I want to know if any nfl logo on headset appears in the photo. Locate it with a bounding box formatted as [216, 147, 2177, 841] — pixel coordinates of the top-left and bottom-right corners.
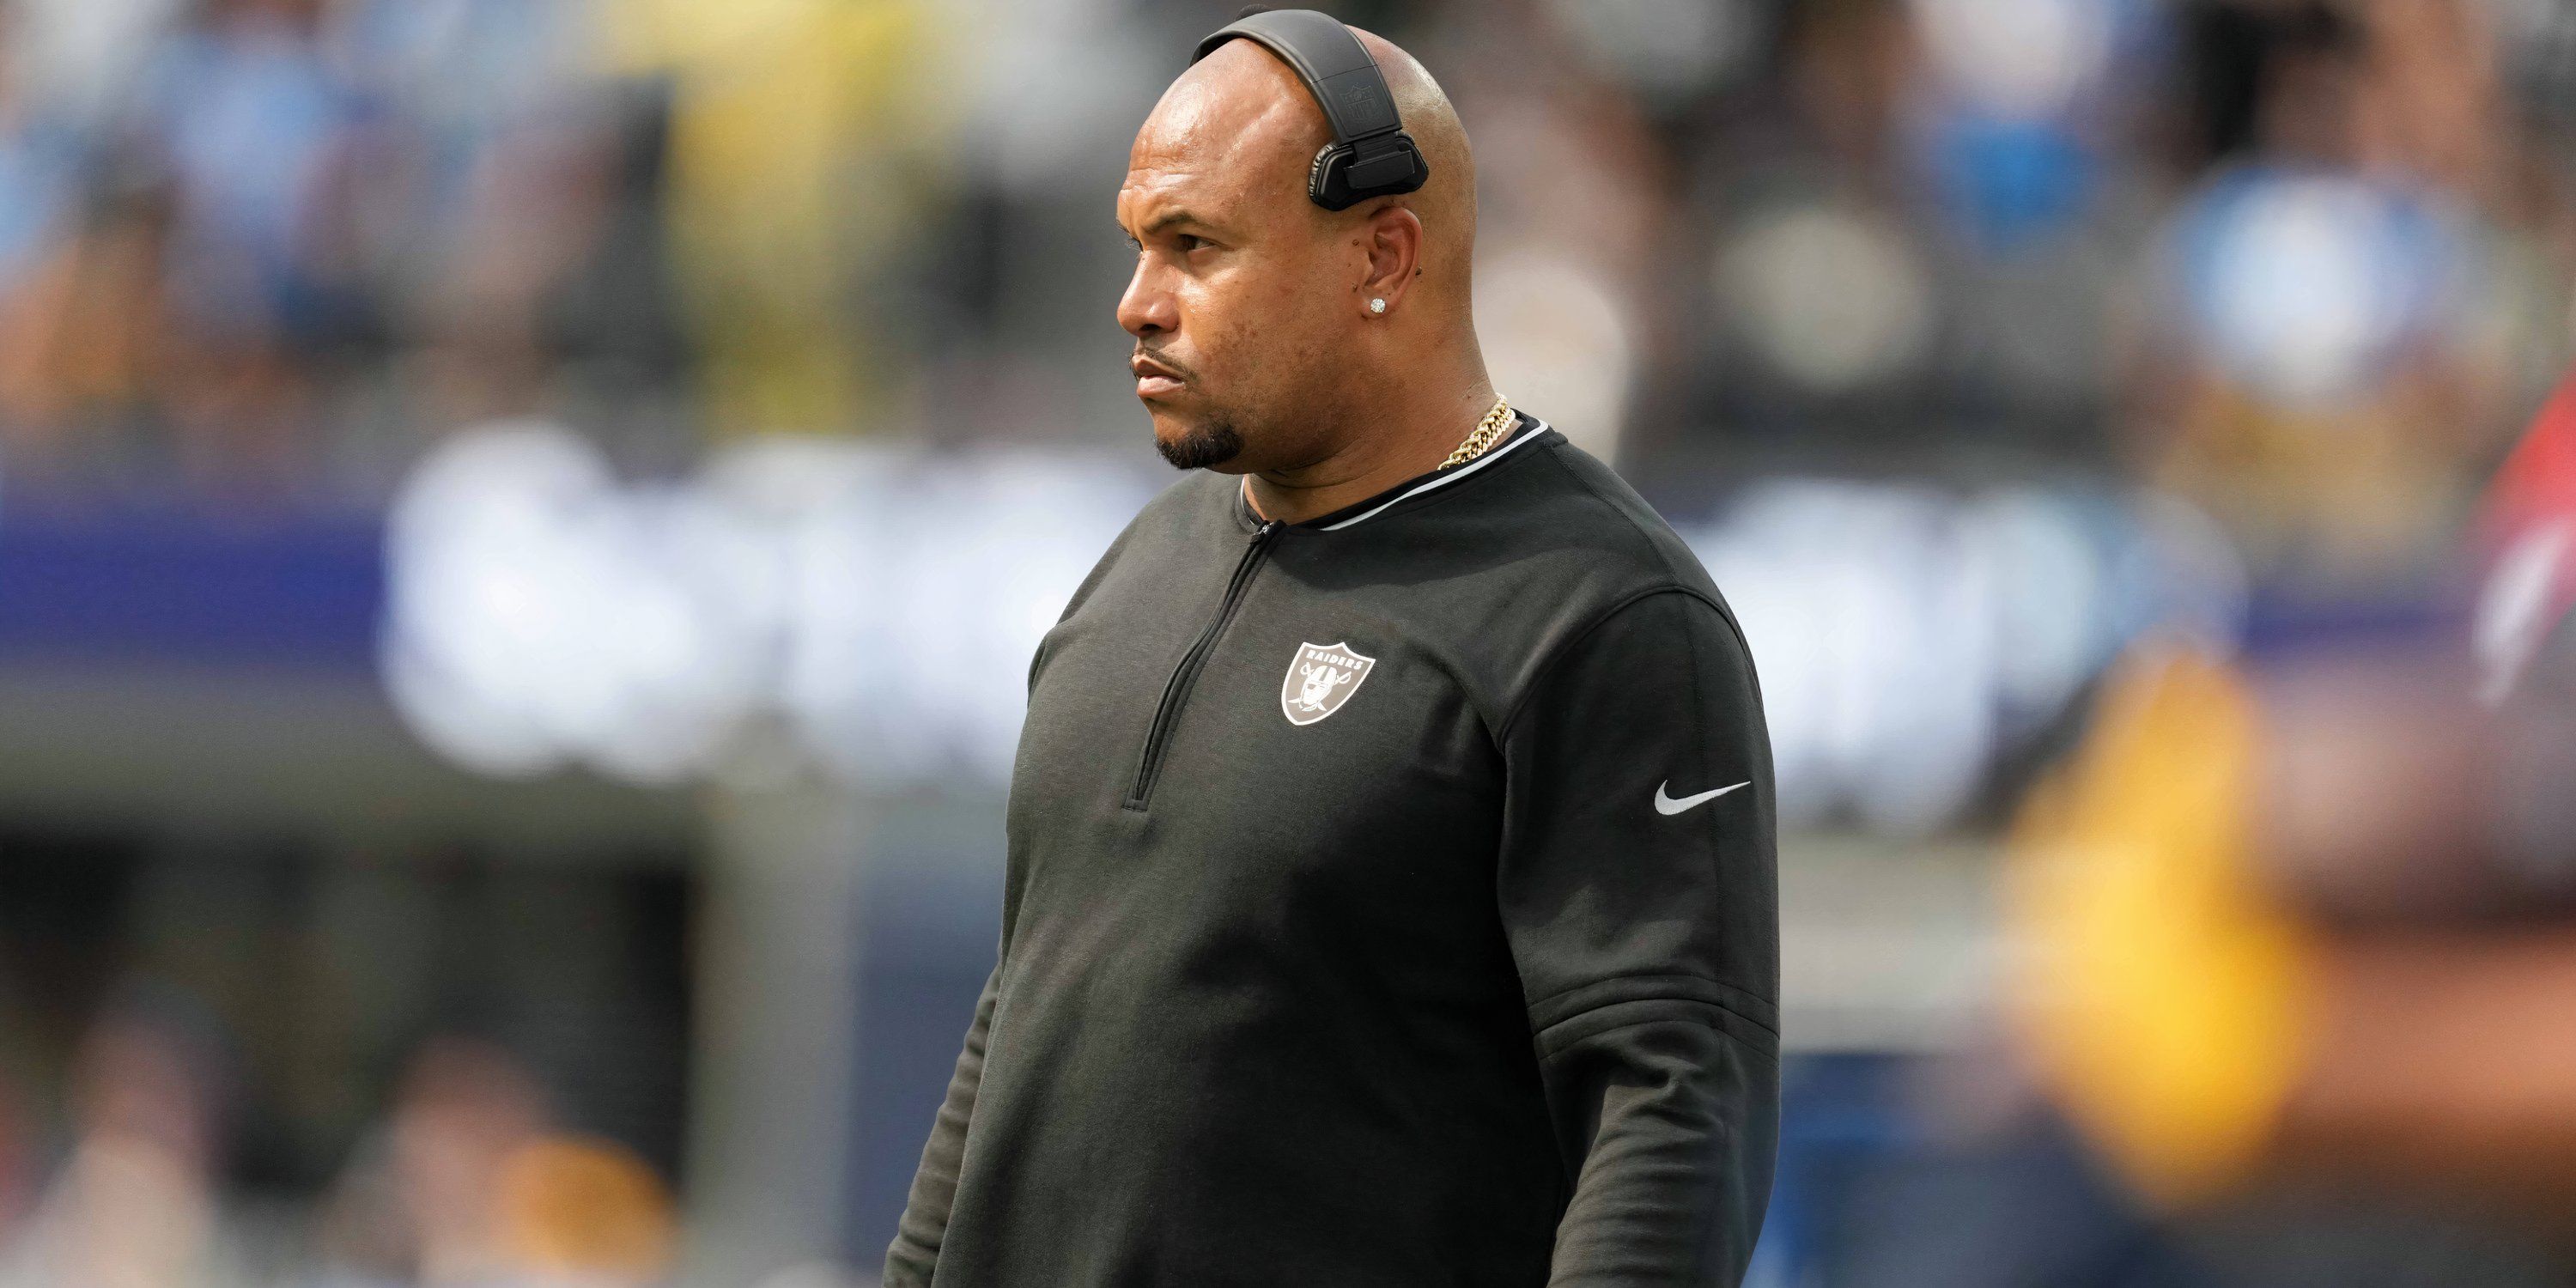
[1281, 641, 1376, 726]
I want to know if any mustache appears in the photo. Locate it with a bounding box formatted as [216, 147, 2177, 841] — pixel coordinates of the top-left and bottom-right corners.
[1133, 345, 1197, 382]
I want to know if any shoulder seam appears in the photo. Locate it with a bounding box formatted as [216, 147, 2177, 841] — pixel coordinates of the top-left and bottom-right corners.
[1490, 444, 1746, 742]
[1494, 585, 1726, 743]
[1534, 440, 1701, 584]
[1534, 441, 1764, 679]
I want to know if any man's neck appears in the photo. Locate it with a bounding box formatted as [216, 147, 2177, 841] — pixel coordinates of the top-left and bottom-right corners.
[1241, 380, 1500, 526]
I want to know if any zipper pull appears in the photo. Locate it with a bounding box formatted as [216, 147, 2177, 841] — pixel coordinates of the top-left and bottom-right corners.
[1255, 519, 1283, 544]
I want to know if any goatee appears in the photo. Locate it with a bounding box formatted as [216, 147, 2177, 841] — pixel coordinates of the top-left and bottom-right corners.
[1155, 420, 1246, 471]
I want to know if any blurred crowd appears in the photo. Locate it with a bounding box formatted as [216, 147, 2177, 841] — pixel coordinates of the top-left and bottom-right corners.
[0, 0, 945, 497]
[0, 1005, 677, 1287]
[0, 0, 2565, 564]
[9, 0, 2576, 1285]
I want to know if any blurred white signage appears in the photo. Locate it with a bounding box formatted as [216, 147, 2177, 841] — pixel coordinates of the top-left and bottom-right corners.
[382, 421, 1150, 787]
[1685, 479, 2241, 835]
[381, 422, 2241, 835]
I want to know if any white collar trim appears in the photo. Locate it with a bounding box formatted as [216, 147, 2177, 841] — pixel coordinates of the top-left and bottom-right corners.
[1247, 415, 1546, 531]
[1318, 416, 1549, 530]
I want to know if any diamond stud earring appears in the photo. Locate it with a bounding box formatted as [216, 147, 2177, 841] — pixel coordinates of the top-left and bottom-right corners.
[1369, 298, 1388, 315]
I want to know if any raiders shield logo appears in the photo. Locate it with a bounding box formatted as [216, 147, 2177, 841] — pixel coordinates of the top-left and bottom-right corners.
[1280, 641, 1376, 726]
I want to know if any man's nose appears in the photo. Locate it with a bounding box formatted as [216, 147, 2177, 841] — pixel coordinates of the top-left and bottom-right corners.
[1118, 263, 1178, 338]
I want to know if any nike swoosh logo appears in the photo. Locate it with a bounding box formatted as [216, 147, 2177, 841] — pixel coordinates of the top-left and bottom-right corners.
[1654, 780, 1750, 816]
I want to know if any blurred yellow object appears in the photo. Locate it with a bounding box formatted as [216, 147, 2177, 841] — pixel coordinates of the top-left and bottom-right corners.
[600, 0, 951, 436]
[494, 1134, 677, 1280]
[2006, 644, 2318, 1206]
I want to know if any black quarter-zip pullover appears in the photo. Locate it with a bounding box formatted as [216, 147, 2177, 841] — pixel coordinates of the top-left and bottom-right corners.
[886, 416, 1780, 1287]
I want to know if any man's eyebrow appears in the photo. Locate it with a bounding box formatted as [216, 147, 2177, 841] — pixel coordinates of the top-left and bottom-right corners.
[1134, 209, 1209, 238]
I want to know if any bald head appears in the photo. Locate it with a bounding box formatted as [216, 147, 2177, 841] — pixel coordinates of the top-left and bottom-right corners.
[1115, 22, 1491, 481]
[1151, 28, 1477, 304]
[1348, 29, 1477, 295]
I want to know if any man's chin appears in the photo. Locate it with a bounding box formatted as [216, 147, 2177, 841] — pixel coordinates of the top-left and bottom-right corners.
[1151, 417, 1248, 472]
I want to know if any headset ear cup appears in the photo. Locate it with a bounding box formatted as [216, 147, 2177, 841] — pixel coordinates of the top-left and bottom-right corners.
[1307, 140, 1429, 211]
[1309, 143, 1358, 210]
[1345, 136, 1428, 196]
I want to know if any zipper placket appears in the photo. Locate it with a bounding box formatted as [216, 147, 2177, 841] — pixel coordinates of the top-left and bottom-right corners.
[1125, 519, 1283, 810]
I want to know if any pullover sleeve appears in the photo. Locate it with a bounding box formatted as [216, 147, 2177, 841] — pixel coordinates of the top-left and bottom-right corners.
[1498, 589, 1781, 1286]
[883, 962, 1000, 1288]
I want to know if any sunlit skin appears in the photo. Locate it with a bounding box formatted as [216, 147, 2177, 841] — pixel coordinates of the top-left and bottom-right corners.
[1115, 28, 1496, 526]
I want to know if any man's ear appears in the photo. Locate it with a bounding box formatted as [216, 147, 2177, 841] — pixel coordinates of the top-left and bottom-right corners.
[1358, 204, 1424, 318]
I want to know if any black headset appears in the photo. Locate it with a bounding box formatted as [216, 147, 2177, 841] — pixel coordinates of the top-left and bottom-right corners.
[1190, 9, 1431, 211]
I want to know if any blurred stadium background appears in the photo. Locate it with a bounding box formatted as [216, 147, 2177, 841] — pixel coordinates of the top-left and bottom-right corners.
[0, 0, 2570, 1284]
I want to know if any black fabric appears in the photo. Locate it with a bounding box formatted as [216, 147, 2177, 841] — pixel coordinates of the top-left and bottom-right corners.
[1282, 411, 1533, 530]
[885, 424, 1780, 1288]
[1192, 9, 1403, 142]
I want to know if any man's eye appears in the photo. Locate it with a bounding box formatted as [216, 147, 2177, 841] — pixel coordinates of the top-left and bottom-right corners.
[1176, 234, 1207, 252]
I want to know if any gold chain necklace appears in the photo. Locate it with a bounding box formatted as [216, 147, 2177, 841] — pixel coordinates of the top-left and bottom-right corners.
[1438, 396, 1515, 471]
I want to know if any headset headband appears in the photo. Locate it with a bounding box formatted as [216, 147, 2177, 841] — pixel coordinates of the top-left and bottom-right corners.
[1189, 9, 1431, 211]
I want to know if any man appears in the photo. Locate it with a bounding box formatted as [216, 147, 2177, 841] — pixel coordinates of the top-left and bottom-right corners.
[886, 14, 1778, 1286]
